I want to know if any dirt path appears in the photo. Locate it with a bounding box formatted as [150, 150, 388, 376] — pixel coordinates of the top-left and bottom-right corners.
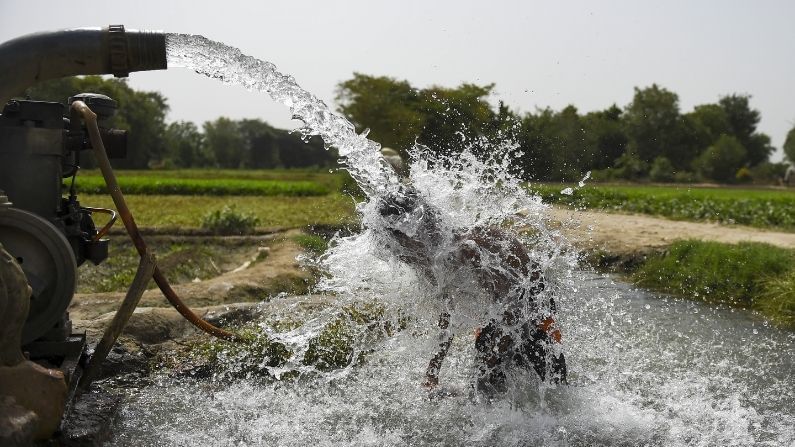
[549, 207, 795, 254]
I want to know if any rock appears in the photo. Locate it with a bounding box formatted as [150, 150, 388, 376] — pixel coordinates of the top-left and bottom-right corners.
[0, 396, 36, 447]
[0, 243, 32, 367]
[97, 338, 149, 379]
[202, 302, 263, 326]
[58, 390, 123, 446]
[122, 307, 194, 345]
[0, 360, 67, 440]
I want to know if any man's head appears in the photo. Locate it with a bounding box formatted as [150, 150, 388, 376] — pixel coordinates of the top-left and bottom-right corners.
[376, 186, 444, 274]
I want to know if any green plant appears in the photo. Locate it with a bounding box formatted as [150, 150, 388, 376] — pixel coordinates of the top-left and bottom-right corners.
[192, 325, 293, 380]
[692, 134, 747, 183]
[301, 302, 405, 371]
[633, 240, 793, 307]
[735, 166, 753, 183]
[649, 156, 675, 182]
[756, 274, 795, 329]
[201, 205, 261, 235]
[293, 234, 329, 254]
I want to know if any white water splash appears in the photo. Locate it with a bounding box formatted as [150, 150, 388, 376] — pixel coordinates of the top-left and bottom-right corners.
[166, 33, 399, 197]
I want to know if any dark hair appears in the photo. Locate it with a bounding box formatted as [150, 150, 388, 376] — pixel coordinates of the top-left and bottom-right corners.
[378, 187, 421, 218]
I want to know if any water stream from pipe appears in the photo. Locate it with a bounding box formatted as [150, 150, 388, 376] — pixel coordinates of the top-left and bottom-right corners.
[107, 34, 794, 446]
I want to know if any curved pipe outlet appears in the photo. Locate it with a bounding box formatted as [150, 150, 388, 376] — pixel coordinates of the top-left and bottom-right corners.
[0, 25, 167, 105]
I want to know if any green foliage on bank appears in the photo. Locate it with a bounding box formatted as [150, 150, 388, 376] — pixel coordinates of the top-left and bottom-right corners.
[757, 275, 795, 328]
[292, 234, 329, 255]
[634, 240, 793, 306]
[533, 184, 795, 231]
[302, 302, 406, 371]
[631, 240, 795, 328]
[192, 324, 294, 380]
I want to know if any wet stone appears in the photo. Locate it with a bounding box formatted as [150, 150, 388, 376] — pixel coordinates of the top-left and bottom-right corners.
[57, 390, 123, 446]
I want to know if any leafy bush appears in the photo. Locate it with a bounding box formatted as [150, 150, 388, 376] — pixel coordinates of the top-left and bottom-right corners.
[735, 167, 753, 183]
[649, 156, 675, 182]
[673, 170, 699, 183]
[749, 162, 788, 184]
[613, 151, 649, 180]
[201, 205, 260, 235]
[692, 135, 747, 183]
[302, 302, 406, 371]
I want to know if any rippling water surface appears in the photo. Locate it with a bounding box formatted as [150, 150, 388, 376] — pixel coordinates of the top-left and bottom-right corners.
[109, 273, 794, 446]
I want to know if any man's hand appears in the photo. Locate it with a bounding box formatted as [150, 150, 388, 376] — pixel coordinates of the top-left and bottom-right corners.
[423, 374, 439, 389]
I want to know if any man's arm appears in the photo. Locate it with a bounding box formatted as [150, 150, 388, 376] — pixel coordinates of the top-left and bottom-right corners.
[424, 311, 453, 388]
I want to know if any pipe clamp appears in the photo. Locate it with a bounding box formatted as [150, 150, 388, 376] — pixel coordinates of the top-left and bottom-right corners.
[108, 25, 129, 77]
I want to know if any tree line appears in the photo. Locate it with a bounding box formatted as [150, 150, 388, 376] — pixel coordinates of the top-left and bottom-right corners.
[337, 73, 792, 183]
[20, 75, 795, 183]
[22, 76, 337, 170]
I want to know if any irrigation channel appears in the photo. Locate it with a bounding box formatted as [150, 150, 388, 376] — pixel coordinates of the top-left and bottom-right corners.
[106, 34, 794, 446]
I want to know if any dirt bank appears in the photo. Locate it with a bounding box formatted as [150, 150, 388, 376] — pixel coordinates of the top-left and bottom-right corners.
[549, 207, 795, 255]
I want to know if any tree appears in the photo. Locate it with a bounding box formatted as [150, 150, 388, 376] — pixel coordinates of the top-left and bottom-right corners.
[693, 134, 747, 183]
[582, 104, 628, 169]
[203, 117, 245, 168]
[337, 74, 502, 160]
[623, 84, 699, 170]
[685, 103, 731, 151]
[164, 121, 211, 167]
[718, 94, 772, 166]
[415, 83, 499, 157]
[784, 125, 795, 163]
[336, 74, 424, 153]
[516, 108, 557, 180]
[238, 119, 280, 168]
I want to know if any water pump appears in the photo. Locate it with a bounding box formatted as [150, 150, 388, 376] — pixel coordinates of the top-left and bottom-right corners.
[0, 25, 167, 353]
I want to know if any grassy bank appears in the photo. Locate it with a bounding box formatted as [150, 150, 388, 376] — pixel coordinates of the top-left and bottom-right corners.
[626, 240, 795, 329]
[533, 184, 795, 231]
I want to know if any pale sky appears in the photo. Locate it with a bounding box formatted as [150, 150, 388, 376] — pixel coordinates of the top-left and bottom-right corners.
[1, 0, 793, 160]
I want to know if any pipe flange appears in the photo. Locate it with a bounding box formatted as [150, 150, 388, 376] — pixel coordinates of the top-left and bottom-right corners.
[108, 24, 129, 78]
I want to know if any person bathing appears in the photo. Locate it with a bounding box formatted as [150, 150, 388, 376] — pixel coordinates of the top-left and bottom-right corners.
[375, 181, 567, 394]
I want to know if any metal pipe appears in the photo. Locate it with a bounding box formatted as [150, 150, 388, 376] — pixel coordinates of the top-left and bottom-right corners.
[83, 207, 117, 242]
[0, 25, 166, 106]
[71, 101, 241, 342]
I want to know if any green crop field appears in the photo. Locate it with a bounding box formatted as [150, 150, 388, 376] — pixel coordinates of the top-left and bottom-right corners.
[72, 169, 358, 229]
[73, 169, 342, 197]
[532, 183, 795, 231]
[81, 193, 358, 229]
